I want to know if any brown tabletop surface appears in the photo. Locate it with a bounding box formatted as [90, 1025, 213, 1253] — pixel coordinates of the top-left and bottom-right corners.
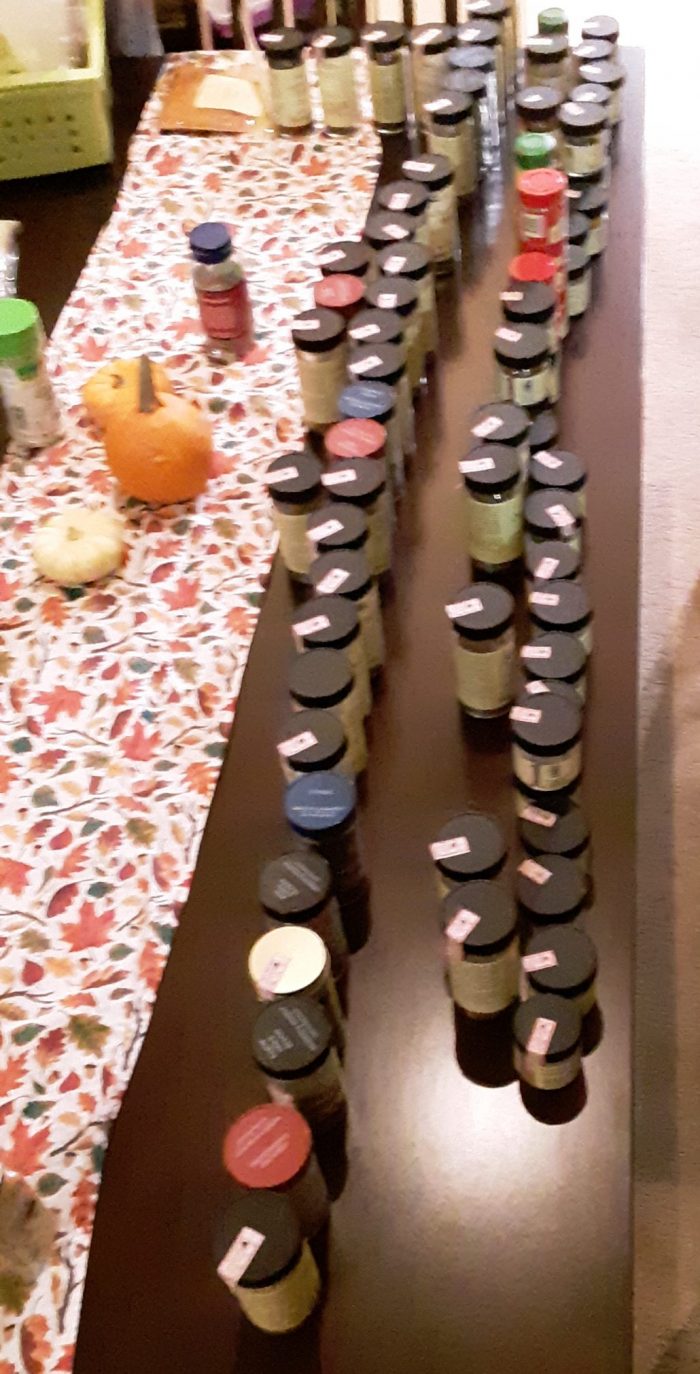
[2, 51, 641, 1374]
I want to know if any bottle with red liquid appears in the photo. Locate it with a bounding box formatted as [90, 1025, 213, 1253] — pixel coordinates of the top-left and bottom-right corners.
[189, 221, 253, 359]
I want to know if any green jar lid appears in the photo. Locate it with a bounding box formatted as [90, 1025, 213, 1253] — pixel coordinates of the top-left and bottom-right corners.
[538, 7, 568, 33]
[514, 132, 557, 169]
[0, 298, 40, 359]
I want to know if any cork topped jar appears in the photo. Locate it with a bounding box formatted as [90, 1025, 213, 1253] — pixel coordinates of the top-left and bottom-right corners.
[430, 811, 507, 895]
[252, 995, 345, 1124]
[259, 27, 312, 136]
[448, 581, 516, 717]
[460, 442, 523, 571]
[292, 307, 346, 433]
[216, 1192, 320, 1333]
[266, 450, 323, 582]
[513, 993, 582, 1090]
[441, 880, 519, 1018]
[511, 691, 583, 794]
[522, 926, 598, 1015]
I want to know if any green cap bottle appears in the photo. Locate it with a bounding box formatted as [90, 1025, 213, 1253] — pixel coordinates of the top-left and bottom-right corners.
[514, 132, 557, 171]
[538, 7, 568, 34]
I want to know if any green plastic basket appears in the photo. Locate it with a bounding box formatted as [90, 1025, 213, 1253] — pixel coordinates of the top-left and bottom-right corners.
[0, 0, 112, 180]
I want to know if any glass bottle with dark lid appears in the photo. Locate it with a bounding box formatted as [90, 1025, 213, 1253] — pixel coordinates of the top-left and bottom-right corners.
[216, 1192, 320, 1333]
[425, 90, 478, 199]
[516, 852, 587, 925]
[576, 179, 609, 257]
[307, 503, 369, 557]
[189, 222, 253, 359]
[258, 27, 312, 136]
[284, 770, 367, 913]
[528, 407, 559, 453]
[525, 535, 580, 583]
[321, 456, 391, 579]
[582, 15, 619, 46]
[500, 283, 558, 404]
[364, 211, 417, 254]
[266, 450, 323, 582]
[440, 879, 519, 1018]
[277, 706, 350, 784]
[459, 442, 523, 571]
[259, 850, 347, 972]
[429, 810, 507, 896]
[529, 445, 587, 512]
[493, 322, 551, 410]
[567, 210, 589, 248]
[444, 67, 488, 173]
[375, 241, 438, 362]
[577, 59, 624, 125]
[524, 33, 569, 94]
[289, 647, 367, 775]
[513, 992, 582, 1090]
[447, 581, 516, 717]
[355, 290, 421, 407]
[522, 926, 598, 1014]
[252, 995, 345, 1123]
[516, 86, 563, 157]
[291, 592, 371, 718]
[528, 577, 593, 653]
[470, 399, 530, 469]
[520, 630, 587, 702]
[348, 308, 405, 353]
[573, 38, 614, 70]
[312, 26, 359, 135]
[377, 180, 431, 248]
[570, 80, 611, 113]
[291, 307, 346, 433]
[318, 239, 371, 281]
[458, 16, 505, 114]
[511, 682, 583, 793]
[519, 800, 591, 875]
[410, 24, 454, 121]
[401, 153, 459, 275]
[525, 486, 583, 549]
[309, 548, 385, 671]
[559, 100, 608, 177]
[468, 0, 514, 93]
[362, 21, 407, 135]
[566, 243, 592, 324]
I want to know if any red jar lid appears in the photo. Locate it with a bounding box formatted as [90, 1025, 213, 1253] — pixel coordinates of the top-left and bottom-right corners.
[509, 250, 558, 285]
[314, 274, 366, 318]
[325, 417, 386, 460]
[517, 167, 567, 206]
[223, 1104, 311, 1189]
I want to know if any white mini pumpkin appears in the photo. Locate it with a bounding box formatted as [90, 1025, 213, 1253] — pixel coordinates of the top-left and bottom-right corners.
[33, 507, 125, 586]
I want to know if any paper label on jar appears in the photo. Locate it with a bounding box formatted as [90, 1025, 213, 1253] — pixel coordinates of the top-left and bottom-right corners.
[316, 567, 350, 595]
[509, 368, 550, 407]
[323, 469, 357, 488]
[501, 291, 524, 303]
[568, 273, 590, 317]
[455, 639, 514, 714]
[445, 907, 481, 942]
[294, 613, 331, 641]
[318, 54, 359, 128]
[519, 858, 551, 885]
[431, 836, 471, 861]
[404, 159, 436, 172]
[294, 319, 321, 331]
[521, 644, 552, 660]
[511, 706, 541, 725]
[319, 249, 347, 266]
[460, 456, 496, 473]
[218, 1228, 266, 1290]
[515, 740, 582, 790]
[270, 465, 299, 484]
[472, 414, 503, 439]
[522, 91, 545, 104]
[522, 949, 559, 972]
[278, 730, 318, 759]
[520, 210, 548, 241]
[315, 33, 336, 48]
[270, 63, 312, 129]
[388, 192, 411, 211]
[530, 590, 560, 607]
[535, 450, 563, 470]
[412, 27, 443, 47]
[546, 503, 575, 530]
[258, 955, 292, 993]
[563, 137, 605, 176]
[527, 1016, 557, 1055]
[383, 254, 409, 273]
[385, 224, 411, 243]
[467, 490, 523, 567]
[450, 939, 519, 1016]
[446, 597, 483, 619]
[525, 680, 549, 695]
[297, 346, 346, 429]
[309, 519, 343, 544]
[350, 354, 382, 375]
[377, 291, 398, 309]
[0, 364, 61, 449]
[351, 323, 381, 341]
[496, 327, 522, 344]
[275, 509, 312, 577]
[425, 97, 453, 112]
[521, 804, 558, 827]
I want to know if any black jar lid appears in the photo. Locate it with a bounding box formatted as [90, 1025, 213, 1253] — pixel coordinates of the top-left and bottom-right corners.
[440, 880, 516, 956]
[277, 707, 347, 773]
[376, 241, 431, 283]
[291, 593, 359, 652]
[567, 211, 589, 247]
[524, 926, 597, 999]
[365, 276, 419, 321]
[339, 380, 395, 426]
[312, 25, 353, 58]
[410, 23, 454, 54]
[513, 992, 582, 1060]
[361, 20, 406, 52]
[307, 504, 369, 555]
[525, 32, 569, 61]
[525, 536, 580, 582]
[447, 67, 488, 99]
[348, 340, 406, 386]
[573, 38, 614, 64]
[582, 14, 619, 43]
[401, 153, 454, 192]
[252, 994, 333, 1080]
[559, 99, 607, 137]
[528, 408, 559, 453]
[309, 548, 372, 601]
[348, 308, 404, 350]
[266, 450, 323, 504]
[501, 282, 556, 328]
[522, 678, 580, 710]
[447, 581, 515, 641]
[529, 447, 586, 493]
[285, 770, 356, 836]
[289, 647, 354, 710]
[430, 811, 507, 883]
[260, 850, 333, 923]
[321, 456, 385, 506]
[458, 18, 499, 48]
[364, 211, 416, 252]
[578, 57, 624, 89]
[424, 90, 473, 125]
[516, 86, 562, 119]
[471, 400, 530, 447]
[318, 240, 371, 280]
[567, 244, 590, 280]
[292, 306, 346, 354]
[516, 853, 587, 923]
[529, 577, 591, 634]
[525, 487, 582, 538]
[493, 322, 550, 369]
[520, 800, 590, 863]
[520, 631, 586, 685]
[468, 0, 509, 20]
[510, 688, 582, 755]
[378, 179, 431, 219]
[217, 1193, 302, 1289]
[460, 443, 521, 495]
[448, 44, 494, 72]
[577, 180, 609, 216]
[570, 81, 611, 110]
[258, 26, 306, 61]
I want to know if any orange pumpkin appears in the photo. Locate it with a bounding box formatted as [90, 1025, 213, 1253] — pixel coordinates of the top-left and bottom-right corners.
[103, 356, 212, 504]
[83, 357, 174, 429]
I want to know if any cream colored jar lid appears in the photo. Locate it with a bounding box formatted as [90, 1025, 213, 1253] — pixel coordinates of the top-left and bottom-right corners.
[249, 925, 328, 997]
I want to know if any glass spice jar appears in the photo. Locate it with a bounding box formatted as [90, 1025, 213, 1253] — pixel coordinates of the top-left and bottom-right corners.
[259, 851, 348, 977]
[516, 852, 587, 926]
[223, 1103, 330, 1239]
[189, 222, 254, 360]
[538, 7, 568, 35]
[470, 399, 531, 471]
[265, 450, 324, 582]
[216, 1192, 321, 1334]
[309, 549, 385, 672]
[362, 21, 407, 134]
[582, 14, 619, 48]
[528, 407, 559, 454]
[520, 631, 587, 703]
[307, 502, 369, 558]
[425, 91, 478, 199]
[441, 880, 519, 1018]
[410, 24, 454, 122]
[458, 17, 505, 116]
[577, 179, 609, 257]
[252, 995, 345, 1124]
[529, 446, 587, 513]
[314, 273, 366, 321]
[567, 210, 589, 249]
[511, 691, 583, 795]
[468, 0, 514, 93]
[447, 49, 496, 167]
[559, 99, 607, 177]
[446, 581, 516, 718]
[291, 306, 347, 432]
[508, 250, 566, 340]
[312, 26, 359, 134]
[326, 416, 387, 475]
[567, 244, 592, 321]
[338, 379, 404, 493]
[401, 153, 458, 275]
[377, 179, 432, 248]
[321, 457, 391, 579]
[525, 486, 583, 552]
[459, 442, 523, 571]
[524, 33, 569, 94]
[430, 811, 507, 896]
[284, 770, 368, 916]
[291, 592, 371, 719]
[528, 577, 593, 654]
[514, 131, 558, 171]
[278, 708, 350, 787]
[519, 800, 591, 878]
[248, 921, 345, 1049]
[364, 211, 416, 255]
[318, 239, 372, 281]
[525, 535, 580, 583]
[348, 307, 405, 355]
[258, 27, 312, 136]
[357, 286, 422, 410]
[513, 993, 582, 1090]
[289, 647, 367, 776]
[493, 322, 552, 410]
[501, 282, 559, 405]
[572, 38, 614, 73]
[516, 86, 563, 163]
[375, 241, 438, 364]
[445, 66, 488, 174]
[522, 926, 598, 1014]
[577, 58, 624, 125]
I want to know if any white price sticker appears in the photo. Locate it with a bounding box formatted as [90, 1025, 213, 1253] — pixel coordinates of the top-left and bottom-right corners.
[459, 457, 496, 473]
[383, 225, 410, 242]
[323, 469, 357, 487]
[546, 502, 576, 529]
[293, 613, 331, 637]
[534, 556, 560, 580]
[293, 319, 321, 331]
[269, 465, 299, 484]
[523, 92, 544, 105]
[496, 327, 522, 343]
[425, 97, 453, 111]
[364, 28, 387, 40]
[500, 290, 524, 302]
[278, 731, 318, 759]
[529, 36, 554, 48]
[430, 836, 471, 861]
[564, 102, 584, 117]
[309, 519, 343, 543]
[413, 29, 442, 46]
[315, 33, 336, 48]
[446, 597, 483, 619]
[260, 32, 284, 42]
[461, 27, 480, 40]
[510, 706, 542, 724]
[521, 644, 553, 661]
[530, 590, 560, 607]
[518, 858, 552, 886]
[351, 323, 380, 340]
[521, 805, 558, 828]
[446, 907, 481, 942]
[525, 680, 549, 695]
[576, 92, 598, 103]
[351, 354, 382, 375]
[527, 1015, 557, 1055]
[377, 292, 398, 309]
[536, 450, 563, 471]
[218, 1228, 266, 1289]
[388, 192, 411, 211]
[319, 248, 346, 265]
[258, 955, 292, 993]
[317, 567, 350, 594]
[383, 254, 408, 273]
[472, 415, 503, 439]
[403, 159, 434, 172]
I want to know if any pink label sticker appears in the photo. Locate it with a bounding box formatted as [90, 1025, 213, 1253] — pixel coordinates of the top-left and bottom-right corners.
[563, 102, 584, 116]
[518, 858, 552, 886]
[388, 192, 411, 211]
[536, 450, 563, 470]
[293, 613, 331, 638]
[383, 227, 410, 243]
[583, 64, 603, 76]
[351, 322, 380, 340]
[446, 597, 483, 619]
[525, 680, 549, 696]
[319, 248, 346, 264]
[258, 955, 292, 994]
[527, 1016, 557, 1055]
[445, 907, 481, 942]
[500, 290, 524, 302]
[317, 567, 350, 594]
[496, 327, 522, 343]
[459, 456, 496, 474]
[530, 590, 560, 607]
[323, 469, 356, 487]
[278, 730, 318, 759]
[510, 706, 542, 725]
[217, 1228, 266, 1289]
[521, 804, 558, 828]
[576, 92, 598, 102]
[351, 354, 382, 374]
[364, 28, 387, 40]
[430, 836, 471, 861]
[534, 555, 560, 580]
[546, 503, 575, 529]
[472, 415, 503, 438]
[522, 949, 559, 972]
[269, 465, 298, 484]
[377, 292, 398, 308]
[309, 519, 343, 542]
[521, 644, 553, 660]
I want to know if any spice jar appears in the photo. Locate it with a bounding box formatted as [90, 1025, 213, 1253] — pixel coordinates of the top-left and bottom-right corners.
[258, 27, 312, 136]
[577, 59, 624, 125]
[567, 244, 591, 321]
[216, 1192, 321, 1333]
[265, 451, 323, 582]
[402, 153, 458, 276]
[355, 290, 421, 416]
[528, 577, 593, 653]
[468, 0, 514, 92]
[448, 48, 497, 164]
[460, 443, 523, 571]
[516, 86, 563, 162]
[538, 7, 568, 34]
[377, 180, 431, 248]
[516, 167, 568, 253]
[314, 273, 366, 320]
[277, 707, 350, 784]
[513, 993, 582, 1090]
[445, 66, 488, 174]
[376, 241, 438, 363]
[493, 322, 551, 410]
[525, 32, 569, 93]
[522, 927, 597, 1014]
[284, 770, 368, 915]
[252, 995, 346, 1124]
[529, 446, 587, 512]
[528, 407, 559, 453]
[425, 91, 478, 199]
[519, 800, 591, 877]
[318, 239, 371, 281]
[458, 18, 505, 115]
[522, 677, 581, 711]
[326, 417, 387, 476]
[441, 880, 519, 1017]
[362, 21, 407, 134]
[289, 647, 367, 775]
[510, 688, 583, 793]
[309, 549, 385, 672]
[501, 289, 559, 405]
[338, 380, 404, 493]
[248, 922, 344, 1048]
[291, 307, 347, 432]
[364, 211, 416, 256]
[573, 38, 614, 72]
[224, 1104, 329, 1238]
[348, 307, 405, 354]
[410, 24, 454, 121]
[583, 14, 619, 46]
[559, 100, 607, 177]
[524, 487, 583, 551]
[470, 399, 530, 470]
[516, 852, 587, 926]
[447, 581, 516, 717]
[570, 80, 612, 117]
[520, 631, 587, 703]
[514, 131, 558, 170]
[260, 849, 347, 980]
[576, 180, 609, 257]
[525, 535, 580, 583]
[509, 247, 566, 339]
[430, 811, 507, 896]
[321, 457, 391, 578]
[312, 26, 359, 134]
[307, 502, 369, 559]
[189, 223, 254, 360]
[291, 592, 371, 718]
[567, 210, 589, 249]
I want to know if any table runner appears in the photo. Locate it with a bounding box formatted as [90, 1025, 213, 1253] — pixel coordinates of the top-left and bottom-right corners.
[0, 53, 379, 1373]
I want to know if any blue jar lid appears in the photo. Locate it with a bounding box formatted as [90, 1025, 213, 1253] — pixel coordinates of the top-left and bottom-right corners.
[189, 222, 232, 264]
[285, 771, 356, 836]
[338, 381, 395, 425]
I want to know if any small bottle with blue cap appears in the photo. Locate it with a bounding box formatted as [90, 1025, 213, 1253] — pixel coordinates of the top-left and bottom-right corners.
[189, 221, 253, 359]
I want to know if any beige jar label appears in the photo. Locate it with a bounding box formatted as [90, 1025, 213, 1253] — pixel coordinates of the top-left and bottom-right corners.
[405, 316, 424, 390]
[587, 213, 608, 255]
[337, 685, 368, 775]
[358, 583, 385, 669]
[267, 1045, 345, 1120]
[412, 50, 446, 114]
[427, 184, 456, 264]
[449, 938, 519, 1016]
[348, 634, 372, 717]
[296, 344, 346, 428]
[455, 639, 514, 714]
[467, 489, 523, 566]
[427, 129, 464, 196]
[237, 1241, 320, 1334]
[513, 739, 582, 790]
[369, 56, 406, 127]
[568, 274, 590, 318]
[397, 373, 416, 455]
[497, 362, 550, 408]
[318, 54, 359, 128]
[564, 137, 604, 176]
[366, 489, 392, 576]
[514, 1043, 581, 1091]
[270, 63, 312, 129]
[274, 508, 313, 577]
[418, 276, 439, 355]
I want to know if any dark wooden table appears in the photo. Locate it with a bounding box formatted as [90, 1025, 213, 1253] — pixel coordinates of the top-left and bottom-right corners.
[2, 53, 642, 1374]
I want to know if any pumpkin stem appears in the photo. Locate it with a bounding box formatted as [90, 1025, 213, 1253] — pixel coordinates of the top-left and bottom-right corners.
[138, 355, 160, 414]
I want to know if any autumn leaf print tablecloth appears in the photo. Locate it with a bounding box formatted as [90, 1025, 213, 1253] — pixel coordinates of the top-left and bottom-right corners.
[0, 53, 379, 1373]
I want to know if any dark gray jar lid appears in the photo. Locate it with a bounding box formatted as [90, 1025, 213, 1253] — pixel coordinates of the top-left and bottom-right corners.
[460, 443, 521, 494]
[519, 801, 590, 862]
[252, 994, 333, 1079]
[510, 689, 582, 754]
[266, 450, 322, 504]
[471, 401, 530, 446]
[520, 631, 586, 684]
[292, 306, 345, 353]
[291, 594, 359, 651]
[431, 812, 507, 882]
[289, 647, 353, 710]
[440, 880, 516, 955]
[513, 991, 582, 1059]
[448, 581, 515, 640]
[529, 447, 586, 493]
[528, 577, 591, 634]
[516, 853, 587, 922]
[309, 548, 373, 601]
[307, 503, 369, 554]
[259, 850, 333, 921]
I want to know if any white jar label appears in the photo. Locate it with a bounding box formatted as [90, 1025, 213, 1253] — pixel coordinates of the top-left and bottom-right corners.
[536, 450, 563, 470]
[431, 836, 471, 861]
[270, 63, 312, 129]
[518, 858, 551, 884]
[520, 210, 547, 241]
[383, 253, 408, 272]
[218, 1228, 266, 1291]
[383, 226, 410, 243]
[521, 644, 552, 660]
[275, 509, 313, 578]
[455, 638, 514, 714]
[404, 159, 436, 171]
[521, 804, 557, 827]
[308, 520, 342, 544]
[450, 940, 519, 1016]
[531, 590, 560, 607]
[316, 567, 350, 595]
[270, 465, 299, 484]
[278, 731, 318, 759]
[460, 456, 496, 473]
[522, 949, 559, 972]
[467, 489, 523, 566]
[472, 414, 503, 439]
[358, 583, 385, 670]
[501, 291, 524, 302]
[525, 680, 549, 695]
[388, 192, 411, 211]
[548, 502, 575, 530]
[497, 327, 522, 344]
[527, 1015, 557, 1054]
[511, 705, 542, 725]
[377, 291, 399, 309]
[351, 354, 383, 375]
[297, 345, 346, 429]
[323, 468, 357, 488]
[445, 907, 481, 941]
[534, 555, 561, 580]
[446, 597, 483, 619]
[318, 249, 346, 265]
